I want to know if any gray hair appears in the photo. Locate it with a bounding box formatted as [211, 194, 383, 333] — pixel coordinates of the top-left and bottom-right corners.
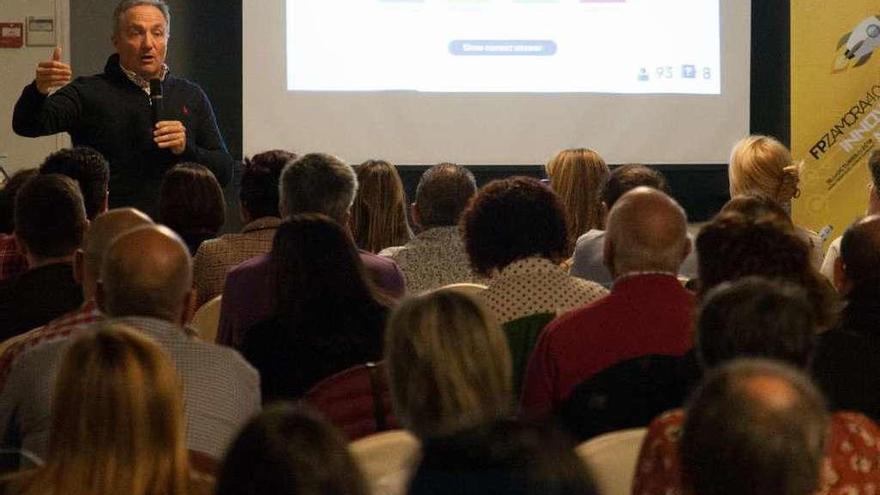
[113, 0, 171, 36]
[279, 153, 357, 224]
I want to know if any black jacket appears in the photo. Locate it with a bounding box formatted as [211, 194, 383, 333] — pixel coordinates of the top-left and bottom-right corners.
[13, 54, 232, 215]
[812, 281, 880, 421]
[0, 262, 82, 342]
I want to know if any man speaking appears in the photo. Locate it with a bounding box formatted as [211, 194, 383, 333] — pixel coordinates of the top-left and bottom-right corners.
[12, 0, 232, 215]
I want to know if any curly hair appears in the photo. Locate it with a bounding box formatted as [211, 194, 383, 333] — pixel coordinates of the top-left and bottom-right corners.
[696, 211, 837, 329]
[460, 177, 568, 276]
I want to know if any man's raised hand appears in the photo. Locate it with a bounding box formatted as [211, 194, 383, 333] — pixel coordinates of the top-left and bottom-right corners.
[35, 47, 72, 95]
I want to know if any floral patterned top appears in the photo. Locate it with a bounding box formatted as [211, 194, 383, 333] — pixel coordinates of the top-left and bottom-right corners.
[633, 409, 880, 495]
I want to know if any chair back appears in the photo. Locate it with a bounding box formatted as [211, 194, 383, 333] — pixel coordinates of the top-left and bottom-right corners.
[575, 428, 647, 495]
[502, 312, 556, 395]
[349, 429, 420, 494]
[558, 353, 697, 441]
[304, 361, 398, 441]
[190, 295, 222, 343]
[439, 282, 488, 296]
[0, 448, 42, 473]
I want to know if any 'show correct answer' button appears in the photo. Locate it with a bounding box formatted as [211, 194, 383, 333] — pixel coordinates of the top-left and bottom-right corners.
[448, 40, 557, 56]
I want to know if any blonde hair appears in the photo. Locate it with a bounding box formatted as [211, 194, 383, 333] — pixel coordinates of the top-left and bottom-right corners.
[385, 289, 512, 439]
[545, 148, 610, 249]
[11, 324, 189, 495]
[728, 136, 801, 204]
[351, 160, 413, 253]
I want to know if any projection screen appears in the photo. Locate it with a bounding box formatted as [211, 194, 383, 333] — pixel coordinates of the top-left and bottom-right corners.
[244, 0, 751, 165]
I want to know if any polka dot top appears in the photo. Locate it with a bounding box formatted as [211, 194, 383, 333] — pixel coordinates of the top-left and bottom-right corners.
[480, 256, 608, 324]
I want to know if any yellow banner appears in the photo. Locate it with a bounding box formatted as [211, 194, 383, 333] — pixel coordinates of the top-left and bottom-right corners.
[791, 3, 880, 248]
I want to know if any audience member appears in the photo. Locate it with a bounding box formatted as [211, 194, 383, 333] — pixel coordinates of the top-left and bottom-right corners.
[193, 150, 292, 307]
[0, 208, 152, 388]
[633, 277, 880, 494]
[0, 175, 87, 340]
[728, 135, 823, 267]
[351, 159, 412, 253]
[216, 404, 368, 495]
[0, 168, 38, 234]
[719, 193, 793, 221]
[408, 419, 598, 495]
[0, 168, 38, 282]
[570, 164, 698, 287]
[0, 225, 261, 460]
[0, 325, 202, 495]
[241, 214, 389, 403]
[820, 149, 880, 280]
[218, 153, 405, 349]
[544, 148, 609, 251]
[386, 289, 512, 440]
[380, 163, 480, 293]
[813, 215, 880, 420]
[521, 187, 693, 418]
[695, 210, 837, 330]
[0, 147, 109, 283]
[158, 162, 226, 254]
[461, 176, 606, 392]
[39, 146, 110, 219]
[680, 359, 828, 495]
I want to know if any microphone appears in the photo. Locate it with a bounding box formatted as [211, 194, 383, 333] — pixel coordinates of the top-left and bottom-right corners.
[149, 78, 163, 125]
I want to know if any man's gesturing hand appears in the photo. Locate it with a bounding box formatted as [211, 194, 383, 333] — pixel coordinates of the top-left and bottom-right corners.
[35, 47, 72, 95]
[154, 121, 187, 155]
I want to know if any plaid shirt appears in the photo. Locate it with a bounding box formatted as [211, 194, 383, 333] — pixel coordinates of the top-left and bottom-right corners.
[0, 316, 261, 460]
[192, 217, 280, 307]
[0, 235, 27, 283]
[0, 300, 102, 392]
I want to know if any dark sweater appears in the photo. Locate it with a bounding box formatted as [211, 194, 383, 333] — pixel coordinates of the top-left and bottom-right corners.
[812, 282, 880, 421]
[241, 304, 388, 404]
[13, 54, 232, 215]
[0, 262, 82, 341]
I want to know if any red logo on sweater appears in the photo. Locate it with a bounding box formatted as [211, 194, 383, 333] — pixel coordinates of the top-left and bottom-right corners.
[182, 105, 190, 116]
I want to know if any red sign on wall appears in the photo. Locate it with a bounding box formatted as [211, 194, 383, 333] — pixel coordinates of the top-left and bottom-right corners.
[0, 23, 24, 48]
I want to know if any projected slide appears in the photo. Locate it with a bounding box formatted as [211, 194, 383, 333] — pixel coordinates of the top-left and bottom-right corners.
[286, 0, 720, 94]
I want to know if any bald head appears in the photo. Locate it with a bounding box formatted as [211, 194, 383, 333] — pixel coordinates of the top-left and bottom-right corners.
[838, 215, 880, 293]
[79, 208, 153, 297]
[681, 359, 828, 495]
[604, 187, 689, 278]
[100, 225, 192, 322]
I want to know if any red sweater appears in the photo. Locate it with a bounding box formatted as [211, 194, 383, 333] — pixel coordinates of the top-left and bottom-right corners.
[520, 273, 694, 418]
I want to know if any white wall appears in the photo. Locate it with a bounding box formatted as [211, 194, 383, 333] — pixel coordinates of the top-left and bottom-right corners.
[0, 0, 70, 175]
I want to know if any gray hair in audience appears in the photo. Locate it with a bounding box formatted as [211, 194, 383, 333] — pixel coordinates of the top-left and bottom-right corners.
[681, 359, 828, 495]
[278, 153, 357, 224]
[415, 163, 477, 228]
[604, 186, 688, 275]
[112, 0, 171, 36]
